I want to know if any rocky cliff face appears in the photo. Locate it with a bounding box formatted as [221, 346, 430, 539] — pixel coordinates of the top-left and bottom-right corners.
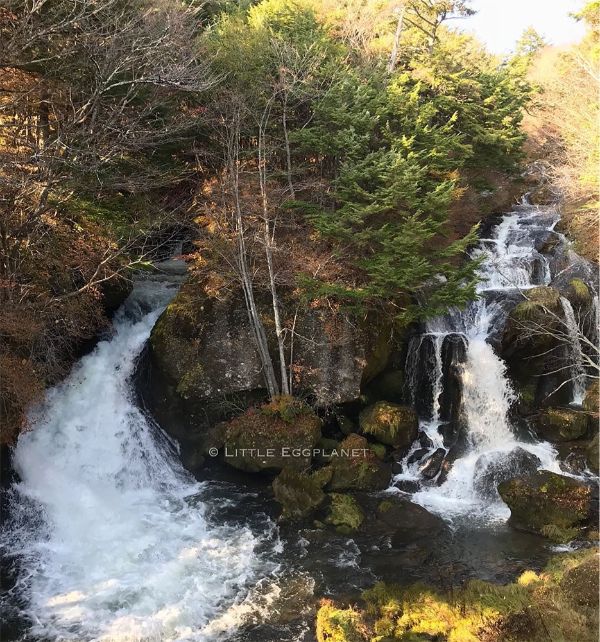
[142, 280, 398, 449]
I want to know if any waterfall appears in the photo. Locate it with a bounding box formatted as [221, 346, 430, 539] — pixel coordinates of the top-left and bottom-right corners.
[1, 276, 274, 641]
[395, 203, 563, 520]
[560, 296, 587, 405]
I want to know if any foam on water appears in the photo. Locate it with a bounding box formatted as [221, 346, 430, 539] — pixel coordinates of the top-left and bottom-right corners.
[396, 203, 570, 521]
[2, 278, 274, 641]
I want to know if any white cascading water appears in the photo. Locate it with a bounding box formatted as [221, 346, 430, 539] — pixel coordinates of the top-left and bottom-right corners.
[395, 204, 564, 520]
[1, 274, 275, 642]
[560, 296, 587, 405]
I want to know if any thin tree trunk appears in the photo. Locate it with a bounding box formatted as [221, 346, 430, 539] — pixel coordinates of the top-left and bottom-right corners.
[387, 5, 406, 73]
[229, 117, 279, 397]
[282, 91, 295, 199]
[258, 112, 289, 395]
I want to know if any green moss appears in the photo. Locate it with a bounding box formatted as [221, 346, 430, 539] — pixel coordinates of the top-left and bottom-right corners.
[498, 470, 591, 535]
[325, 493, 364, 533]
[316, 600, 367, 642]
[540, 524, 580, 544]
[328, 434, 391, 491]
[272, 467, 329, 520]
[532, 408, 589, 442]
[568, 278, 592, 306]
[377, 500, 394, 513]
[316, 550, 599, 642]
[359, 402, 418, 448]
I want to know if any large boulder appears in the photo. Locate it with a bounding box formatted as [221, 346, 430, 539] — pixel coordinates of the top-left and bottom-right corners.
[359, 402, 418, 448]
[327, 434, 391, 491]
[149, 282, 394, 409]
[272, 467, 331, 520]
[219, 396, 321, 473]
[531, 408, 590, 442]
[503, 286, 562, 357]
[473, 447, 541, 500]
[498, 471, 592, 536]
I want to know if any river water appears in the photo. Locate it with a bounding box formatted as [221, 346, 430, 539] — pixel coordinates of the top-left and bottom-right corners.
[1, 202, 596, 641]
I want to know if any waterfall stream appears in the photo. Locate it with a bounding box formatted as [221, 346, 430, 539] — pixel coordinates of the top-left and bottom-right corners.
[1, 274, 276, 642]
[395, 203, 568, 520]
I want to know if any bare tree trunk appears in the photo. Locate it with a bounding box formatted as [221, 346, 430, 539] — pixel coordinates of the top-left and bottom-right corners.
[258, 109, 289, 395]
[229, 116, 279, 397]
[387, 5, 406, 73]
[281, 91, 295, 199]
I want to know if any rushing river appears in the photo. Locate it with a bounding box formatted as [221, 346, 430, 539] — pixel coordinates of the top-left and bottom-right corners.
[1, 277, 283, 641]
[1, 201, 597, 641]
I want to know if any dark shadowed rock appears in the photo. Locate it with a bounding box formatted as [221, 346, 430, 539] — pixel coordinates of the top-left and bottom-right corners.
[473, 447, 541, 500]
[419, 448, 446, 480]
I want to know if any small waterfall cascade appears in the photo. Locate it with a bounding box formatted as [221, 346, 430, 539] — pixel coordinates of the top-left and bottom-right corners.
[1, 269, 275, 641]
[394, 203, 567, 520]
[560, 296, 588, 405]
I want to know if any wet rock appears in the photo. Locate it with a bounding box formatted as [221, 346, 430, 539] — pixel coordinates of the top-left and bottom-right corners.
[419, 431, 434, 449]
[220, 397, 321, 473]
[373, 497, 448, 547]
[407, 448, 429, 465]
[532, 229, 561, 254]
[419, 448, 446, 480]
[473, 447, 541, 500]
[438, 334, 467, 426]
[272, 467, 331, 520]
[498, 471, 592, 536]
[531, 408, 589, 442]
[391, 479, 420, 494]
[327, 434, 391, 491]
[359, 401, 418, 448]
[325, 493, 364, 533]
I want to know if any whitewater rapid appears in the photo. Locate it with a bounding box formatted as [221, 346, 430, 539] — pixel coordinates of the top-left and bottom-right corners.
[396, 205, 567, 520]
[1, 277, 274, 641]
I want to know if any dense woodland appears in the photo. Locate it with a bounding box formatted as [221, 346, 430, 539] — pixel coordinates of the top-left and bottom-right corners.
[0, 0, 597, 439]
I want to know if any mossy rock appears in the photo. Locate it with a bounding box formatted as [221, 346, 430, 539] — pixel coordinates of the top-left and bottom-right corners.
[325, 493, 364, 533]
[498, 471, 592, 536]
[359, 401, 418, 448]
[316, 437, 341, 462]
[503, 286, 563, 356]
[566, 278, 592, 307]
[315, 600, 367, 642]
[220, 396, 321, 473]
[531, 408, 589, 442]
[272, 467, 331, 520]
[327, 434, 391, 491]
